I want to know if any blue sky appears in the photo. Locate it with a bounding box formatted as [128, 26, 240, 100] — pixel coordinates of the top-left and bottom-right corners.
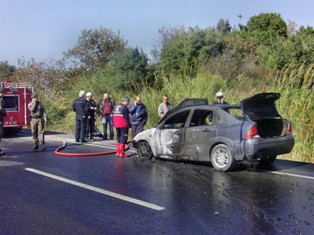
[1, 0, 313, 66]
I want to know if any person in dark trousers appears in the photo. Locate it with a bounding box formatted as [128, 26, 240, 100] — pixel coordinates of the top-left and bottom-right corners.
[28, 92, 48, 149]
[0, 87, 6, 156]
[72, 90, 90, 143]
[212, 91, 229, 113]
[112, 96, 130, 158]
[129, 95, 148, 139]
[85, 92, 97, 140]
[99, 93, 115, 140]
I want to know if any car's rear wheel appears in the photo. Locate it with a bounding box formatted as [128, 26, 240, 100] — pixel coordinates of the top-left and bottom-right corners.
[136, 141, 153, 159]
[259, 155, 277, 164]
[210, 144, 236, 171]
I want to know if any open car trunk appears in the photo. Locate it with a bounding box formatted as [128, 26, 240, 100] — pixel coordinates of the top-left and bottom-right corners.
[241, 93, 289, 138]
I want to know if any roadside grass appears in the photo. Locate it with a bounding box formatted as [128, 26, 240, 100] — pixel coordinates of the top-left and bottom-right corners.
[270, 63, 314, 162]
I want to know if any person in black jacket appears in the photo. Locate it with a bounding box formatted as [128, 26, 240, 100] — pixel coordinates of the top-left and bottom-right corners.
[129, 96, 148, 139]
[72, 90, 90, 143]
[212, 91, 229, 113]
[85, 92, 97, 140]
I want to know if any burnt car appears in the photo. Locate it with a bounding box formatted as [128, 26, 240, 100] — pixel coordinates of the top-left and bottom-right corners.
[133, 93, 294, 171]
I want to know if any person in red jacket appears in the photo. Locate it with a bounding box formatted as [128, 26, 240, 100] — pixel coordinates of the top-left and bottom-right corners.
[112, 96, 130, 158]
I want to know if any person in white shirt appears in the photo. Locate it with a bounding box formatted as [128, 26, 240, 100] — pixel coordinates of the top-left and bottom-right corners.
[158, 95, 172, 118]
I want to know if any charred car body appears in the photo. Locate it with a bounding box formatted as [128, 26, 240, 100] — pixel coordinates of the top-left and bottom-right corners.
[133, 93, 294, 171]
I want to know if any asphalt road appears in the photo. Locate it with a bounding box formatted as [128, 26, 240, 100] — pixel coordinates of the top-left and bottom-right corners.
[0, 129, 313, 235]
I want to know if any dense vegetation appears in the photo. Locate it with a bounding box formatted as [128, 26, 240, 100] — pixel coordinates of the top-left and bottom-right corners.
[1, 13, 313, 162]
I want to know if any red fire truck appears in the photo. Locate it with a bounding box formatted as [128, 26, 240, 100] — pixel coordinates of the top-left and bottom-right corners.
[1, 81, 33, 133]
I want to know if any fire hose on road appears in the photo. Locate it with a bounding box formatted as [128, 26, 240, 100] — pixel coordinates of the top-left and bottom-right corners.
[54, 141, 134, 157]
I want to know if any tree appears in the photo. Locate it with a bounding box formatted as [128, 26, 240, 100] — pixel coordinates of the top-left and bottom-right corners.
[0, 61, 16, 80]
[14, 57, 68, 98]
[108, 47, 149, 90]
[64, 27, 127, 72]
[224, 34, 257, 61]
[265, 25, 314, 68]
[216, 18, 232, 35]
[158, 26, 225, 78]
[246, 13, 288, 45]
[290, 26, 314, 64]
[151, 26, 185, 62]
[287, 19, 298, 36]
[247, 13, 287, 36]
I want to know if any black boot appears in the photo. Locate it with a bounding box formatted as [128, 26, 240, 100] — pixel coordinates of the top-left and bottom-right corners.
[0, 149, 5, 156]
[33, 143, 39, 149]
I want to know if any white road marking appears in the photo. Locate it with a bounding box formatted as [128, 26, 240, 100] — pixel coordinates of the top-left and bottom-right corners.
[25, 168, 165, 211]
[267, 170, 314, 180]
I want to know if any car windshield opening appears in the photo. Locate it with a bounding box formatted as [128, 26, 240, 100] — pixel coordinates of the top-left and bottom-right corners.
[164, 110, 190, 129]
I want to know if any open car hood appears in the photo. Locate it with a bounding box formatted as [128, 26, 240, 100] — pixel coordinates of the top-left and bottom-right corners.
[240, 93, 281, 120]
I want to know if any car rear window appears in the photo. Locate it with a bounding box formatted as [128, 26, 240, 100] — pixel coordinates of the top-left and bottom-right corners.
[228, 107, 243, 120]
[190, 109, 213, 126]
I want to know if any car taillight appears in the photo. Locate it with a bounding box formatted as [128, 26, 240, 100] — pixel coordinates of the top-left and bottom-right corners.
[285, 121, 292, 135]
[244, 125, 259, 139]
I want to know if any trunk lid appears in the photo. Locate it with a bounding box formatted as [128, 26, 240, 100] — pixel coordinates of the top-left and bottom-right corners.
[240, 93, 281, 119]
[240, 93, 288, 138]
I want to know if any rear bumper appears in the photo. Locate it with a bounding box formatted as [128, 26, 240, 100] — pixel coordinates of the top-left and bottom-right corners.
[242, 134, 295, 161]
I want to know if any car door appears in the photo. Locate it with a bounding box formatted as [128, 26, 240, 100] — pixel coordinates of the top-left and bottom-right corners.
[154, 110, 190, 159]
[184, 108, 216, 161]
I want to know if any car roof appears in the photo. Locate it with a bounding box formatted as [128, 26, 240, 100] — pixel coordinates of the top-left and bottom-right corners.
[173, 98, 209, 110]
[157, 93, 281, 124]
[156, 98, 241, 126]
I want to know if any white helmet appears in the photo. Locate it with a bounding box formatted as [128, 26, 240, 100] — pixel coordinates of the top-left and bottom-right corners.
[86, 92, 92, 97]
[216, 91, 223, 98]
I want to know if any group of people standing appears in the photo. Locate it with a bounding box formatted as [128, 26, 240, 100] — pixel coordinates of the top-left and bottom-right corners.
[72, 90, 95, 143]
[72, 91, 117, 143]
[72, 91, 173, 158]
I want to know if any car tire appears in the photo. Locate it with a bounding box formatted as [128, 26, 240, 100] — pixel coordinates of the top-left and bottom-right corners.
[137, 141, 153, 159]
[259, 155, 277, 164]
[210, 144, 236, 172]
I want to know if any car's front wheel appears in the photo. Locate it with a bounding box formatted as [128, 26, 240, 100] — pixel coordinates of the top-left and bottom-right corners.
[259, 155, 277, 164]
[210, 144, 236, 171]
[136, 141, 153, 159]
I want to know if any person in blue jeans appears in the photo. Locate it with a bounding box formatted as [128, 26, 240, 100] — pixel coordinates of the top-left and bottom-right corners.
[99, 93, 115, 140]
